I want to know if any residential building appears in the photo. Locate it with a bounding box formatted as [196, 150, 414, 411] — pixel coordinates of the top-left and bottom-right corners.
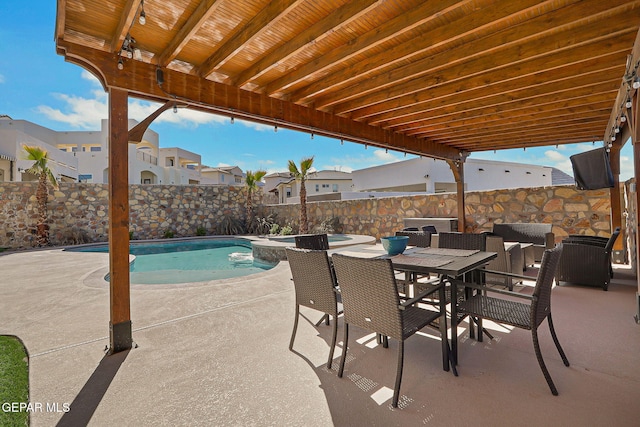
[0, 117, 243, 186]
[274, 170, 352, 204]
[351, 157, 573, 193]
[200, 165, 245, 186]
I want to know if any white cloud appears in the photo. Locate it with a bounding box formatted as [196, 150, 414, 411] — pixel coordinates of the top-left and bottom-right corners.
[373, 149, 400, 162]
[620, 155, 633, 181]
[0, 74, 5, 83]
[237, 119, 273, 132]
[543, 150, 567, 162]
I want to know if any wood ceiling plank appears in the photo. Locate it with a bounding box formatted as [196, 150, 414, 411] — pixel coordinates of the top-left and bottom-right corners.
[417, 113, 610, 143]
[330, 6, 640, 115]
[290, 0, 585, 105]
[110, 0, 142, 53]
[398, 82, 618, 135]
[263, 0, 470, 95]
[157, 0, 223, 67]
[419, 109, 612, 141]
[453, 131, 603, 150]
[197, 0, 304, 77]
[366, 50, 628, 127]
[411, 97, 615, 135]
[232, 0, 382, 87]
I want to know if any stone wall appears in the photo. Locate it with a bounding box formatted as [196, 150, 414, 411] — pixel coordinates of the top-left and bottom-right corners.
[0, 182, 617, 249]
[0, 183, 249, 248]
[264, 185, 616, 243]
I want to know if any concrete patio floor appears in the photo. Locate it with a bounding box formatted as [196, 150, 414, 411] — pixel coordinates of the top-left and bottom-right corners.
[1, 247, 639, 426]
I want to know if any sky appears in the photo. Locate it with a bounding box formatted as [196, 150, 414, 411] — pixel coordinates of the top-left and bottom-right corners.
[0, 2, 634, 180]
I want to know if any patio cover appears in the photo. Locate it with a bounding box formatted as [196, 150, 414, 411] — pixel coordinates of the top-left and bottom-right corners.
[54, 0, 640, 351]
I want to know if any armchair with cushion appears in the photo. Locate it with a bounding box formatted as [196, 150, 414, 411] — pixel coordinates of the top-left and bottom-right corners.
[556, 227, 620, 291]
[492, 223, 555, 267]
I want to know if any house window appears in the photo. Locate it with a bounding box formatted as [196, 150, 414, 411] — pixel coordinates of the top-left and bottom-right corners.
[315, 184, 319, 192]
[286, 187, 292, 197]
[78, 174, 93, 183]
[332, 184, 338, 192]
[221, 174, 225, 182]
[90, 146, 101, 152]
[143, 178, 151, 184]
[322, 184, 329, 188]
[235, 176, 241, 183]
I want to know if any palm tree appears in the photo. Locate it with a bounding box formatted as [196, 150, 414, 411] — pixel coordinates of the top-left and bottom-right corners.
[23, 146, 59, 246]
[244, 169, 267, 232]
[287, 156, 314, 234]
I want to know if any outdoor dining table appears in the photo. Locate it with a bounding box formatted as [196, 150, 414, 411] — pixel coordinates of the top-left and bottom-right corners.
[329, 244, 497, 368]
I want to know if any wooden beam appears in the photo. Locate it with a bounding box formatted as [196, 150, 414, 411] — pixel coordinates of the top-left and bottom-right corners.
[108, 88, 132, 354]
[197, 0, 304, 77]
[128, 100, 174, 142]
[609, 145, 624, 258]
[156, 0, 222, 67]
[157, 0, 223, 67]
[233, 0, 381, 87]
[57, 41, 462, 160]
[55, 0, 66, 42]
[110, 0, 141, 53]
[446, 159, 466, 233]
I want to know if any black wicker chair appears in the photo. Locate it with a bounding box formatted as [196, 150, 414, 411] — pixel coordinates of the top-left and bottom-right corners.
[294, 233, 330, 250]
[395, 230, 432, 248]
[331, 253, 450, 408]
[556, 227, 620, 291]
[421, 225, 438, 234]
[436, 232, 489, 340]
[286, 247, 342, 368]
[457, 245, 569, 395]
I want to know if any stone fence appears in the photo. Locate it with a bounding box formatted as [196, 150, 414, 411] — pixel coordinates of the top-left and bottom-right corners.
[263, 185, 617, 243]
[0, 183, 249, 248]
[0, 182, 618, 250]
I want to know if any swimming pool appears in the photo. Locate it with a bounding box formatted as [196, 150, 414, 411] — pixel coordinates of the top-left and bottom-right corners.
[68, 238, 276, 285]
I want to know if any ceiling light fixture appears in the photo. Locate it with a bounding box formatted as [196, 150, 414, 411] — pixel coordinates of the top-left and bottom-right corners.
[626, 97, 633, 109]
[139, 0, 146, 25]
[634, 76, 640, 90]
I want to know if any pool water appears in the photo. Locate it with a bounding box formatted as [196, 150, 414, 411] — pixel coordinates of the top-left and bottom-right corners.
[69, 239, 276, 284]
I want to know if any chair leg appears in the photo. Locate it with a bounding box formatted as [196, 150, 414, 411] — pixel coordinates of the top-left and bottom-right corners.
[289, 304, 300, 351]
[547, 314, 570, 367]
[392, 340, 404, 408]
[383, 335, 389, 348]
[315, 314, 329, 326]
[327, 315, 338, 369]
[532, 327, 558, 396]
[338, 323, 349, 378]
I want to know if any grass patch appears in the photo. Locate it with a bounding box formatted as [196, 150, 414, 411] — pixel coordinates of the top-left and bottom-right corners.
[0, 336, 29, 427]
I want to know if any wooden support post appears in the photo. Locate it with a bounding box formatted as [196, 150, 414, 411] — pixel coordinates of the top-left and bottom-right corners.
[608, 144, 625, 263]
[108, 88, 132, 353]
[447, 159, 466, 232]
[631, 90, 640, 323]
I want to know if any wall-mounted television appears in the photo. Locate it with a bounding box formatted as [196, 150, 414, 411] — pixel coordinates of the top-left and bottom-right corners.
[569, 147, 615, 190]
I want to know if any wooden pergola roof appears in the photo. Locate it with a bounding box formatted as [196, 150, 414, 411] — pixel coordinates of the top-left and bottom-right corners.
[55, 1, 640, 352]
[56, 0, 640, 161]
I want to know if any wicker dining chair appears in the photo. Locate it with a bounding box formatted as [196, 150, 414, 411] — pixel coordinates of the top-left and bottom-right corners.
[395, 230, 432, 248]
[457, 245, 569, 395]
[286, 247, 342, 369]
[294, 233, 330, 250]
[331, 253, 449, 408]
[435, 231, 489, 339]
